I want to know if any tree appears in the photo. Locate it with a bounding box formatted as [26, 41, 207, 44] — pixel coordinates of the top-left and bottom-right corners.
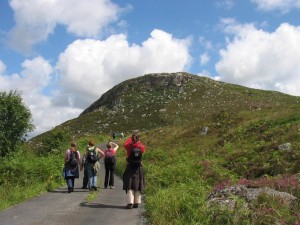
[0, 90, 34, 157]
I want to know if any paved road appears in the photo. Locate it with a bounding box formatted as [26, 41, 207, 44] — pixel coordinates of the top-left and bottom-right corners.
[0, 144, 147, 225]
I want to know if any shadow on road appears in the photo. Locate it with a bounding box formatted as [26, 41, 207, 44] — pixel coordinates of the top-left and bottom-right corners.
[49, 188, 89, 193]
[80, 202, 126, 209]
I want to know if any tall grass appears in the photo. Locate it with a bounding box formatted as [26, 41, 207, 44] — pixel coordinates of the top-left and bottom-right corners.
[0, 149, 65, 210]
[120, 118, 300, 225]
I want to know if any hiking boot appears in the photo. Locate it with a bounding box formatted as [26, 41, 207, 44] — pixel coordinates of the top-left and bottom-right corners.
[126, 204, 133, 209]
[133, 203, 138, 208]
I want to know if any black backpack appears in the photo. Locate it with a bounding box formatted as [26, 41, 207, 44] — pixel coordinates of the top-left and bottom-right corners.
[68, 151, 79, 166]
[105, 156, 115, 164]
[104, 149, 115, 164]
[87, 147, 98, 163]
[128, 147, 142, 167]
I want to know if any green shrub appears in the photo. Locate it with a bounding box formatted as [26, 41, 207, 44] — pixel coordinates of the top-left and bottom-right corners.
[0, 150, 65, 210]
[0, 90, 34, 158]
[40, 128, 71, 155]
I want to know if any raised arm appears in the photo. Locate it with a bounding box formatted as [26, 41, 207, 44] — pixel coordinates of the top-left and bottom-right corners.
[111, 142, 119, 151]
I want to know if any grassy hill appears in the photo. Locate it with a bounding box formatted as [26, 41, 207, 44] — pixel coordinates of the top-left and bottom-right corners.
[3, 72, 300, 224]
[32, 72, 300, 139]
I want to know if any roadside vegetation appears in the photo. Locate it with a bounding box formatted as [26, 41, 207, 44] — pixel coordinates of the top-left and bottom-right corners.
[0, 105, 107, 210]
[0, 127, 69, 210]
[1, 73, 300, 224]
[138, 116, 300, 224]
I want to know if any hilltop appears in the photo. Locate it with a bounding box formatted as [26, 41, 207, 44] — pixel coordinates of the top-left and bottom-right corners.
[34, 72, 299, 139]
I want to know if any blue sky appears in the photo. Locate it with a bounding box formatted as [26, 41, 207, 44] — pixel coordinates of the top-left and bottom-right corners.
[0, 0, 300, 137]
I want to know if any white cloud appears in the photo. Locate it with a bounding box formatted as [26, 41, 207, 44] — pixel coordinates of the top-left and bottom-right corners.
[0, 56, 81, 138]
[8, 0, 121, 53]
[200, 52, 210, 66]
[198, 70, 212, 77]
[251, 0, 300, 13]
[56, 29, 192, 108]
[0, 60, 7, 74]
[27, 95, 82, 139]
[215, 0, 235, 10]
[0, 56, 52, 92]
[199, 36, 212, 50]
[216, 20, 300, 96]
[58, 0, 120, 36]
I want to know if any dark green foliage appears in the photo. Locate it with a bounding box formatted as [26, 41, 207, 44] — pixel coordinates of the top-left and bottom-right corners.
[40, 128, 71, 155]
[0, 90, 34, 157]
[0, 150, 65, 210]
[0, 154, 63, 187]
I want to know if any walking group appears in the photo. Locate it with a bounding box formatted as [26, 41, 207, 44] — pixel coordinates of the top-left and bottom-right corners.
[63, 132, 146, 209]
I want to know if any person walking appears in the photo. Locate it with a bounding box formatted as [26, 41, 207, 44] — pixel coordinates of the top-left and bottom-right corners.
[64, 142, 81, 193]
[86, 140, 104, 191]
[120, 132, 124, 140]
[112, 131, 116, 140]
[104, 142, 119, 189]
[80, 145, 89, 189]
[123, 132, 146, 209]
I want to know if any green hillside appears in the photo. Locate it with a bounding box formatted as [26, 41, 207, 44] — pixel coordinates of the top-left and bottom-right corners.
[33, 72, 300, 139]
[3, 72, 300, 224]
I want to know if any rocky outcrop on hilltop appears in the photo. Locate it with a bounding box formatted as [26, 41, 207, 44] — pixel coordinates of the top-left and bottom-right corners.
[80, 72, 196, 115]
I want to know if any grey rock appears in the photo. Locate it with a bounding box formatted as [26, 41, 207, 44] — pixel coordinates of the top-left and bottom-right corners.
[200, 126, 209, 136]
[278, 143, 292, 151]
[208, 185, 298, 210]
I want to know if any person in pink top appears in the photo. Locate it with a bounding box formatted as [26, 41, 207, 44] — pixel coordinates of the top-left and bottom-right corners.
[104, 142, 119, 189]
[123, 132, 146, 209]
